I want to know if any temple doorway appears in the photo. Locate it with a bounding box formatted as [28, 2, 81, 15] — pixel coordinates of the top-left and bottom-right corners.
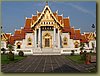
[43, 32, 52, 48]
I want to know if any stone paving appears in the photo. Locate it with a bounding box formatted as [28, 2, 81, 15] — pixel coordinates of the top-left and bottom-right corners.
[1, 55, 96, 73]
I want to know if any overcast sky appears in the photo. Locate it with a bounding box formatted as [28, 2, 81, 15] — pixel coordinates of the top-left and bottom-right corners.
[1, 1, 96, 34]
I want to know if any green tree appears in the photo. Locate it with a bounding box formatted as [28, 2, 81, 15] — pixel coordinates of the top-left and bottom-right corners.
[7, 44, 14, 61]
[8, 44, 14, 52]
[80, 43, 85, 52]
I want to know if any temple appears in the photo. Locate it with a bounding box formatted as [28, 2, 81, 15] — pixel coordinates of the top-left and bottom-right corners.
[1, 3, 96, 55]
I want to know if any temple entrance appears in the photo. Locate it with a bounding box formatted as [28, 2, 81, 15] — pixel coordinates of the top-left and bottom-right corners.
[43, 32, 52, 48]
[45, 38, 50, 47]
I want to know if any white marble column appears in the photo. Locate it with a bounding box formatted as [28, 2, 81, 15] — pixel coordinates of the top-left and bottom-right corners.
[35, 29, 37, 48]
[38, 27, 41, 48]
[58, 28, 60, 48]
[54, 27, 56, 47]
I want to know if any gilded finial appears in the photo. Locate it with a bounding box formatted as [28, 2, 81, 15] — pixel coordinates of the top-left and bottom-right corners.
[46, 1, 48, 5]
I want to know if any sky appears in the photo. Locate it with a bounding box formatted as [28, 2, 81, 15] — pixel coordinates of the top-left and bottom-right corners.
[1, 1, 96, 34]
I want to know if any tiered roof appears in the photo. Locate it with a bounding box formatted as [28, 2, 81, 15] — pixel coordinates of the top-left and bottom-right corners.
[3, 3, 95, 45]
[62, 17, 71, 33]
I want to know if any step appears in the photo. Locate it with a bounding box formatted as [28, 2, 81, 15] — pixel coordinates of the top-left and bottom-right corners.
[33, 51, 61, 55]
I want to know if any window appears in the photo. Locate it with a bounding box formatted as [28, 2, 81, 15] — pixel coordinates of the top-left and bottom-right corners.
[27, 37, 32, 46]
[74, 41, 79, 48]
[63, 37, 68, 46]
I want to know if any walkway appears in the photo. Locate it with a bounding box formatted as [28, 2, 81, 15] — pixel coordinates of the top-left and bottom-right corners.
[1, 55, 96, 73]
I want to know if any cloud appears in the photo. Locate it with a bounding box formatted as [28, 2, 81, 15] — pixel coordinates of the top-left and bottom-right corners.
[69, 3, 96, 18]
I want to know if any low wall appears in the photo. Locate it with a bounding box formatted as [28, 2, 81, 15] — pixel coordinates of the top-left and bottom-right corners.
[61, 48, 80, 55]
[14, 49, 33, 55]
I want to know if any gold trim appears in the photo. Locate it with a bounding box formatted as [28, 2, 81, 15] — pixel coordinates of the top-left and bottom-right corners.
[31, 5, 63, 28]
[42, 32, 52, 48]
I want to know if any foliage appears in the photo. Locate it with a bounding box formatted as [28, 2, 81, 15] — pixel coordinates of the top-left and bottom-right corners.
[80, 51, 87, 61]
[7, 51, 14, 61]
[1, 54, 26, 64]
[8, 44, 14, 52]
[18, 51, 24, 57]
[65, 55, 84, 64]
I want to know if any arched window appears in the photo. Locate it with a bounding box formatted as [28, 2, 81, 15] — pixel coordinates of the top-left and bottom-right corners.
[63, 37, 68, 46]
[74, 41, 79, 48]
[27, 37, 32, 46]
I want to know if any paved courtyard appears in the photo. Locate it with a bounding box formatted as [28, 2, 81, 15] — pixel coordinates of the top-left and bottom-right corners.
[1, 55, 96, 73]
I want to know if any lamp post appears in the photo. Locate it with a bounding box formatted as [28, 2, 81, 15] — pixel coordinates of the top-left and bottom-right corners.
[91, 24, 96, 32]
[91, 24, 96, 53]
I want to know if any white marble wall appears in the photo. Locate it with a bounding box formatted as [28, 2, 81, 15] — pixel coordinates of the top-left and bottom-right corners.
[15, 33, 34, 49]
[69, 39, 75, 48]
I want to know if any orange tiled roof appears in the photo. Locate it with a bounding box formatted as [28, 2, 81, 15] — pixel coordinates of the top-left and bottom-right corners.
[5, 33, 11, 39]
[53, 12, 57, 18]
[7, 9, 92, 44]
[9, 36, 15, 45]
[37, 12, 41, 17]
[70, 27, 75, 39]
[58, 15, 63, 24]
[63, 18, 70, 28]
[32, 16, 37, 25]
[32, 16, 37, 21]
[74, 29, 81, 40]
[62, 18, 71, 33]
[14, 30, 21, 36]
[8, 27, 33, 44]
[24, 18, 32, 29]
[80, 34, 88, 43]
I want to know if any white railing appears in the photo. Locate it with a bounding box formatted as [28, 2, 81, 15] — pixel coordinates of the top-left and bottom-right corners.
[61, 48, 80, 55]
[15, 49, 33, 55]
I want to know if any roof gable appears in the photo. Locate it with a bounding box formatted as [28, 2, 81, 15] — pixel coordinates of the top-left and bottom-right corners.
[1, 33, 8, 41]
[31, 5, 63, 28]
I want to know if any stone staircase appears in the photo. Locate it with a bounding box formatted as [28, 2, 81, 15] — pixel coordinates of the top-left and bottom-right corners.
[33, 48, 61, 55]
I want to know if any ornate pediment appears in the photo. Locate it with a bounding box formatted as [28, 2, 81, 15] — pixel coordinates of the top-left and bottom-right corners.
[1, 33, 8, 41]
[87, 33, 95, 41]
[31, 4, 63, 29]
